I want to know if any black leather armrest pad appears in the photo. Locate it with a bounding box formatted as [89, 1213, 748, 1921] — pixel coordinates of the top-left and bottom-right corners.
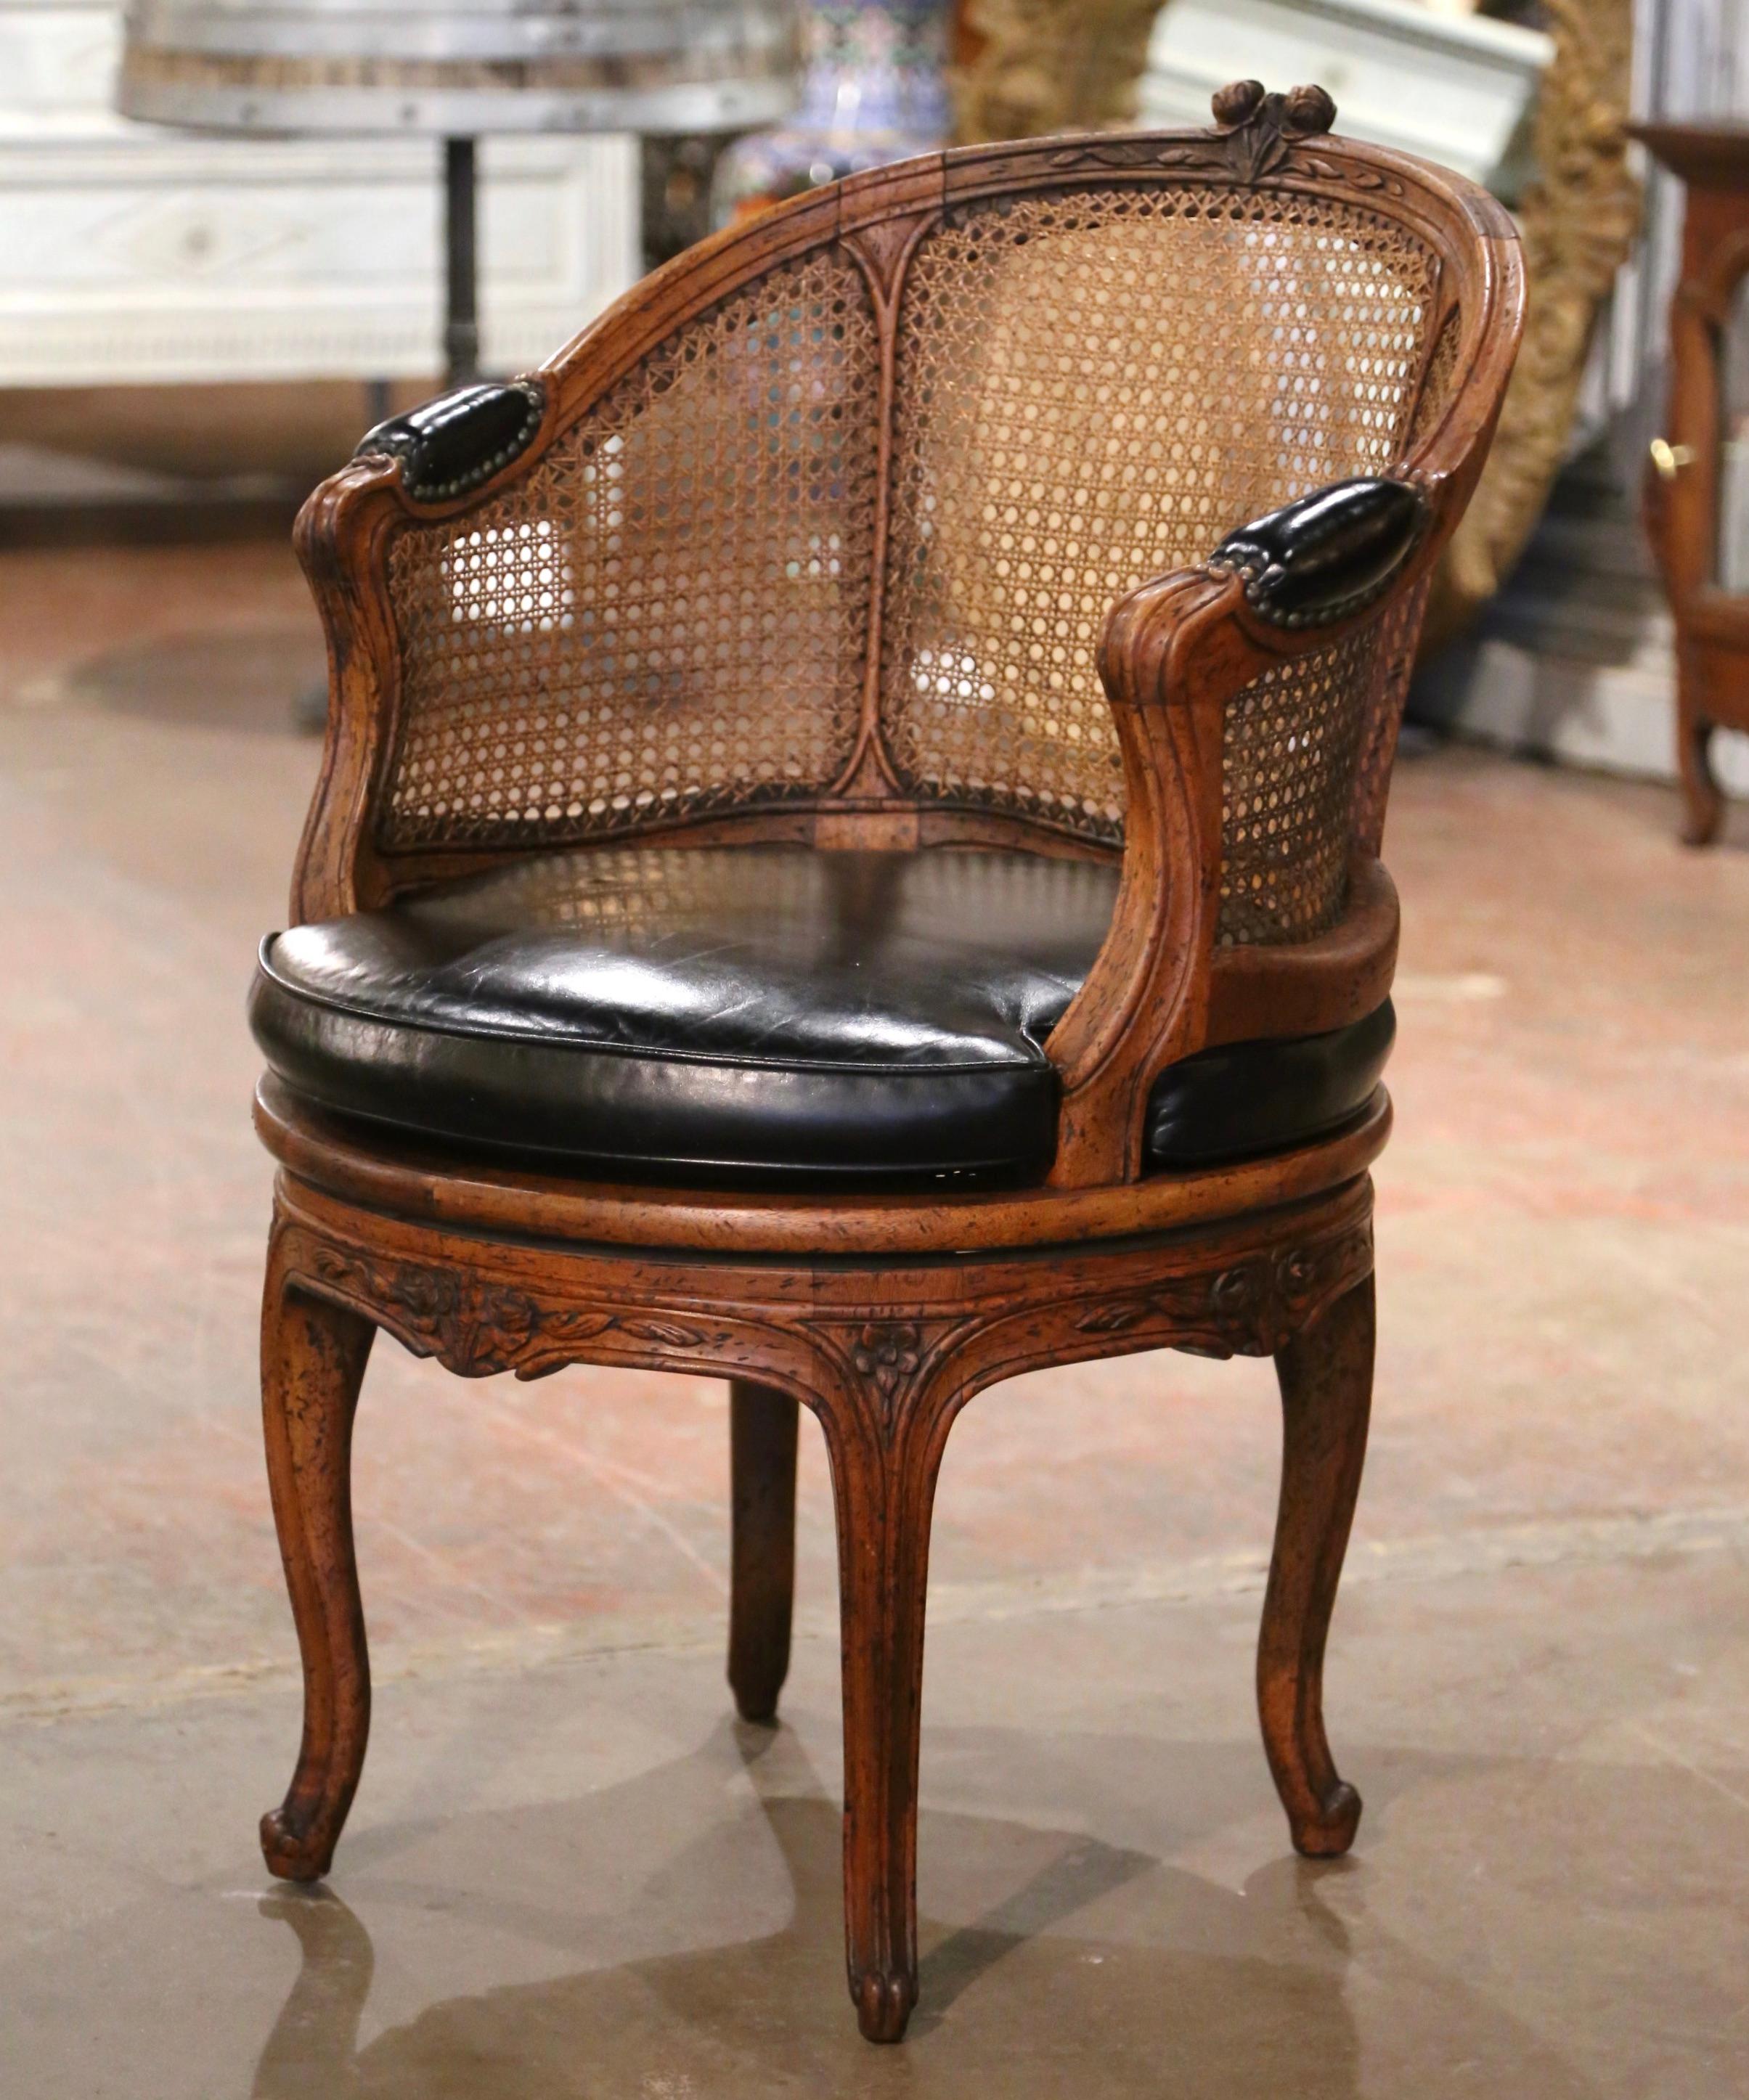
[355, 378, 545, 503]
[1210, 478, 1426, 629]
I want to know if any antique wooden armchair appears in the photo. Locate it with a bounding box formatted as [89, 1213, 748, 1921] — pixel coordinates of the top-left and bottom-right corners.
[249, 82, 1522, 2044]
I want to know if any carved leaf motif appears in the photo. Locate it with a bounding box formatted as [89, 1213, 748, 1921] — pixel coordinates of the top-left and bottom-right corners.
[539, 1310, 619, 1348]
[1048, 142, 1163, 171]
[1273, 1249, 1316, 1296]
[470, 1302, 541, 1367]
[1210, 1267, 1257, 1317]
[1231, 128, 1290, 184]
[1295, 152, 1403, 197]
[619, 1318, 707, 1349]
[391, 1265, 463, 1325]
[1050, 89, 1350, 191]
[309, 1247, 375, 1299]
[378, 1268, 539, 1377]
[1152, 144, 1239, 177]
[1066, 1221, 1372, 1360]
[1074, 1270, 1233, 1348]
[1076, 1301, 1150, 1335]
[295, 1243, 720, 1380]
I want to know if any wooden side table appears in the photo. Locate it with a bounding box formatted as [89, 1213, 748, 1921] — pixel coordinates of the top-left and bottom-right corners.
[1635, 122, 1749, 844]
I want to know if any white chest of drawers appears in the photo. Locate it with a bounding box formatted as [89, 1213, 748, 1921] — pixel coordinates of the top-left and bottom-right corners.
[1142, 0, 1550, 200]
[0, 1, 639, 386]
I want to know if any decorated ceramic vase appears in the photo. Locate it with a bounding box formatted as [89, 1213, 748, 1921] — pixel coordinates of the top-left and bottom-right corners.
[713, 0, 951, 224]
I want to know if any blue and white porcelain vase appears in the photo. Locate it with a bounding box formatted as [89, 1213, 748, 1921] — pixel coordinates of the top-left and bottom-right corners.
[713, 0, 952, 224]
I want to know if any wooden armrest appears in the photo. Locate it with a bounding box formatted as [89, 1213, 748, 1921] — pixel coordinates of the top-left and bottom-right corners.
[1043, 481, 1432, 1190]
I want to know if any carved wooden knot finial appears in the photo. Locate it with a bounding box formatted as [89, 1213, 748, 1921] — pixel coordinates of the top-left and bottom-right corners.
[1211, 78, 1337, 136]
[1284, 83, 1337, 134]
[1201, 78, 1339, 182]
[1211, 78, 1265, 126]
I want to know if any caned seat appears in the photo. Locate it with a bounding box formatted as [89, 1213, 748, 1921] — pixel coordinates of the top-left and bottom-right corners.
[250, 83, 1524, 2050]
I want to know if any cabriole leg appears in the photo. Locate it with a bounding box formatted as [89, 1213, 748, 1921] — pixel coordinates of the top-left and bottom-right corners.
[1258, 1270, 1374, 1858]
[258, 1226, 375, 1883]
[811, 1366, 949, 2044]
[727, 1378, 799, 1723]
[1679, 693, 1724, 847]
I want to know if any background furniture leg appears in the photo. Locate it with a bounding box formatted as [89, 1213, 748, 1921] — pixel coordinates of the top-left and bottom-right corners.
[1679, 692, 1724, 846]
[444, 136, 480, 386]
[814, 1373, 946, 2043]
[727, 1378, 799, 1723]
[1258, 1270, 1374, 1858]
[259, 1231, 376, 1884]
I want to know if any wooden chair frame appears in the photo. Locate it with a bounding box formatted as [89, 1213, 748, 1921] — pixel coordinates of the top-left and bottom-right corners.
[255, 91, 1523, 2044]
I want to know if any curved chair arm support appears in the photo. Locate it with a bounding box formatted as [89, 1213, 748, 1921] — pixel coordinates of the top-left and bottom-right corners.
[1043, 563, 1255, 1187]
[289, 463, 407, 925]
[288, 378, 559, 924]
[1044, 488, 1435, 1190]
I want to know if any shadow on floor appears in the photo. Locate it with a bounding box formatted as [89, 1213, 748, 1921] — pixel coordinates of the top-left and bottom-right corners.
[62, 630, 325, 733]
[247, 1720, 1600, 2100]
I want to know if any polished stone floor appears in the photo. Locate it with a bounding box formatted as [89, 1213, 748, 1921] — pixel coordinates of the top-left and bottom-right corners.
[1, 539, 1747, 2096]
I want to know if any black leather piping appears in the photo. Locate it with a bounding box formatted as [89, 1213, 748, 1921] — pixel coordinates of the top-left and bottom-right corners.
[355, 378, 546, 503]
[1208, 477, 1426, 629]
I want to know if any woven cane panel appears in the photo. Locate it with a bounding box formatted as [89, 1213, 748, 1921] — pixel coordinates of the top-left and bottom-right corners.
[1350, 574, 1431, 858]
[380, 247, 880, 851]
[880, 186, 1438, 846]
[1407, 304, 1464, 452]
[418, 841, 798, 939]
[405, 838, 1113, 952]
[1218, 625, 1382, 946]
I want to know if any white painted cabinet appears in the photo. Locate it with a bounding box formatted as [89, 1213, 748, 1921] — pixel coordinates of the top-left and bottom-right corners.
[0, 1, 639, 386]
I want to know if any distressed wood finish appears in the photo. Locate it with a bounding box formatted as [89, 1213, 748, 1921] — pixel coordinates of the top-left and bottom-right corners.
[253, 88, 1525, 2044]
[253, 1074, 1393, 1259]
[258, 1219, 375, 1884]
[256, 1108, 1377, 2036]
[289, 94, 1522, 1188]
[1635, 123, 1749, 846]
[727, 1381, 799, 1725]
[1261, 1270, 1374, 1855]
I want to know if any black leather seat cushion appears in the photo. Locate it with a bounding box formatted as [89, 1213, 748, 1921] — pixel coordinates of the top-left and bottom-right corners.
[251, 846, 1393, 1185]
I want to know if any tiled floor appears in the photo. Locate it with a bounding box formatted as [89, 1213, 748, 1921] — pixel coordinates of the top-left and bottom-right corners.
[2, 539, 1747, 2096]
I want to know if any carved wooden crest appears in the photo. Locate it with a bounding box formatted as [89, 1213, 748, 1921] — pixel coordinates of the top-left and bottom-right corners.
[1045, 78, 1367, 189]
[1037, 78, 1407, 202]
